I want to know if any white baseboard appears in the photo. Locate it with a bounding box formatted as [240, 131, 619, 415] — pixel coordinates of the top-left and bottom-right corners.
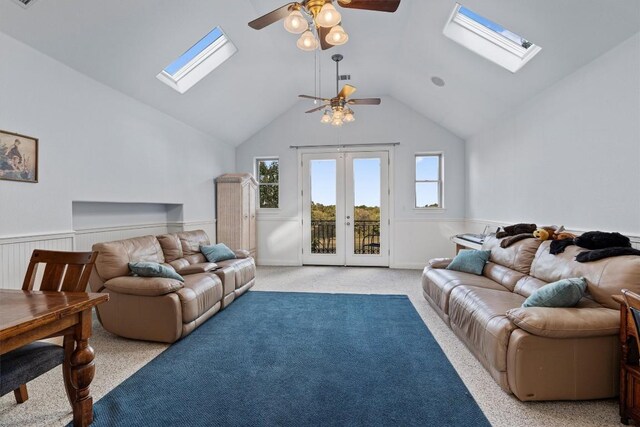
[256, 259, 302, 267]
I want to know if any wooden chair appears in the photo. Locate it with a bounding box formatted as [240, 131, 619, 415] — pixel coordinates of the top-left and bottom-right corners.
[623, 289, 640, 355]
[0, 250, 97, 404]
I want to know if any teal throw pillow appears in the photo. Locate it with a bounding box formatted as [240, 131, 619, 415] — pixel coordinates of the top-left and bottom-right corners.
[201, 243, 236, 263]
[128, 262, 184, 282]
[522, 277, 587, 308]
[446, 249, 491, 275]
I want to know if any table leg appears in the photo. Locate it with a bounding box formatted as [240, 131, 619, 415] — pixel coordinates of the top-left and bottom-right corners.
[63, 310, 95, 426]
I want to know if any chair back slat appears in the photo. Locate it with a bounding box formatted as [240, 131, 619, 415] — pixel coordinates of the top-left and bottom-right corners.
[22, 250, 98, 292]
[40, 264, 66, 291]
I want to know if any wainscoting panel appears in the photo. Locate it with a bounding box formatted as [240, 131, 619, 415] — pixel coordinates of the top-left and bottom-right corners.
[255, 217, 301, 266]
[0, 233, 74, 289]
[391, 219, 466, 269]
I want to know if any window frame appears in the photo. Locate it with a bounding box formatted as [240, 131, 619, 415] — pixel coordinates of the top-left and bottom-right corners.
[255, 157, 280, 210]
[414, 153, 444, 209]
[443, 3, 542, 73]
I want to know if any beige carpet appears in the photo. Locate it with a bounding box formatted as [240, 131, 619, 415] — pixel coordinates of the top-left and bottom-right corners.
[0, 266, 620, 426]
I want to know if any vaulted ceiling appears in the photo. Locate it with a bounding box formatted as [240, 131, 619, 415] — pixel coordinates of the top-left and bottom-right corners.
[1, 0, 638, 145]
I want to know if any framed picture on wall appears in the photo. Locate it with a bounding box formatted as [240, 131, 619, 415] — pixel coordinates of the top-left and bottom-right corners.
[0, 129, 38, 183]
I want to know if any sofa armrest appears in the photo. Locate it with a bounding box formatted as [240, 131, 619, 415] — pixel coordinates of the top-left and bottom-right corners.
[104, 276, 183, 297]
[506, 306, 619, 338]
[234, 249, 251, 259]
[428, 258, 452, 269]
[176, 262, 217, 275]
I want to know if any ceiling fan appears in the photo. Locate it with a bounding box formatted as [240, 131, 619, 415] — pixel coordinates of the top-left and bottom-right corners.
[248, 0, 401, 51]
[299, 54, 381, 126]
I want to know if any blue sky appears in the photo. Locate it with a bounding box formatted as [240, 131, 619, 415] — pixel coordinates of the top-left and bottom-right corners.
[310, 157, 438, 208]
[459, 6, 529, 47]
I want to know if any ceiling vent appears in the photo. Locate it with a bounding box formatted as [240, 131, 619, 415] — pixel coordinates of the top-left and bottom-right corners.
[12, 0, 38, 8]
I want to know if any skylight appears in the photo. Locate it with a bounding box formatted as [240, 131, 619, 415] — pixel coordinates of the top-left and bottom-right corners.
[157, 26, 237, 94]
[443, 3, 541, 73]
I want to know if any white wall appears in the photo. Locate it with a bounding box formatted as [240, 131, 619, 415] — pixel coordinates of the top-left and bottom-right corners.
[236, 96, 466, 268]
[466, 33, 640, 236]
[0, 32, 235, 287]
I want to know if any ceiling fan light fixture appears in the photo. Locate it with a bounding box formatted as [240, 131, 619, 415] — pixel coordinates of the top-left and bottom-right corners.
[332, 109, 345, 121]
[325, 24, 349, 46]
[284, 10, 308, 34]
[296, 30, 318, 51]
[316, 3, 341, 28]
[320, 110, 332, 123]
[331, 117, 344, 126]
[343, 109, 355, 122]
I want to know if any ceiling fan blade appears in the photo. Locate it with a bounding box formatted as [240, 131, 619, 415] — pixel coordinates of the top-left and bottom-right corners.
[299, 94, 332, 102]
[337, 0, 400, 12]
[305, 104, 329, 113]
[317, 26, 334, 51]
[348, 98, 381, 105]
[248, 2, 299, 29]
[338, 84, 357, 99]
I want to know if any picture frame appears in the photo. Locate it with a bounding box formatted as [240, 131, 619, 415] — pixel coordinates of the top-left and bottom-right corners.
[0, 129, 38, 183]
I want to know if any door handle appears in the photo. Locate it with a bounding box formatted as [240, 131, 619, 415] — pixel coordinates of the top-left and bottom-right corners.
[346, 215, 351, 219]
[346, 222, 351, 226]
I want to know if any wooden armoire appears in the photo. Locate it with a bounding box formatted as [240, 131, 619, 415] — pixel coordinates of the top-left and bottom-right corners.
[215, 173, 257, 257]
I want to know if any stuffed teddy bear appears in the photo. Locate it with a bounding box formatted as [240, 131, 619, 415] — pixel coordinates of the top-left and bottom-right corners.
[533, 225, 576, 241]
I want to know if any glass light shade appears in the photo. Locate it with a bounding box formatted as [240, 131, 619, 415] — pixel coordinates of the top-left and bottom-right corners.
[320, 110, 332, 123]
[316, 3, 341, 28]
[296, 30, 318, 51]
[332, 109, 344, 120]
[343, 110, 355, 122]
[331, 117, 344, 126]
[284, 10, 308, 34]
[325, 25, 349, 46]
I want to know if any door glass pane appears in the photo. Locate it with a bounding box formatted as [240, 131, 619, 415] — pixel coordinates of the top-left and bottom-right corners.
[416, 182, 439, 207]
[310, 160, 336, 254]
[353, 158, 380, 255]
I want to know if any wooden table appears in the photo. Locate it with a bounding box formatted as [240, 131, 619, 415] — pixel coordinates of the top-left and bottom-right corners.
[0, 289, 108, 426]
[613, 294, 640, 425]
[451, 236, 483, 253]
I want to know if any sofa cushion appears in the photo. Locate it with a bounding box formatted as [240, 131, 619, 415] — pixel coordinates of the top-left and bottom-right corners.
[482, 235, 542, 275]
[530, 241, 640, 309]
[482, 262, 526, 292]
[93, 235, 165, 281]
[446, 249, 490, 275]
[449, 286, 525, 372]
[522, 277, 587, 308]
[176, 262, 218, 275]
[513, 276, 549, 298]
[104, 276, 183, 296]
[422, 266, 510, 316]
[201, 243, 236, 263]
[156, 233, 183, 262]
[216, 257, 256, 290]
[175, 273, 223, 324]
[507, 303, 619, 338]
[129, 261, 184, 282]
[177, 230, 210, 256]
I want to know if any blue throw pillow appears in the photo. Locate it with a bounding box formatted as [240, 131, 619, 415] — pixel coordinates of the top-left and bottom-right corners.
[522, 277, 587, 308]
[128, 262, 184, 282]
[201, 243, 236, 263]
[446, 249, 491, 275]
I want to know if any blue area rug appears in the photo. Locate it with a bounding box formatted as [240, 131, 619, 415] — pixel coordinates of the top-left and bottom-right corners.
[88, 292, 489, 426]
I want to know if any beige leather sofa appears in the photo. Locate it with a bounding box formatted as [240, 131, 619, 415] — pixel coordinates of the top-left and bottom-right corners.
[422, 235, 640, 401]
[89, 230, 255, 343]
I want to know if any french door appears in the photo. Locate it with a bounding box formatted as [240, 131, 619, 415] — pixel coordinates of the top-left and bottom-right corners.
[301, 151, 389, 266]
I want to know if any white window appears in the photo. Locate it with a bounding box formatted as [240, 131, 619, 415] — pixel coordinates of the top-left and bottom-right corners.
[256, 158, 279, 209]
[415, 154, 442, 208]
[443, 3, 541, 73]
[157, 26, 237, 93]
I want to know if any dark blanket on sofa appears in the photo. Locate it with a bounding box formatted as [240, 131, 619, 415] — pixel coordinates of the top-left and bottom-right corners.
[550, 238, 576, 255]
[575, 231, 631, 250]
[495, 223, 537, 239]
[576, 247, 640, 263]
[499, 233, 535, 248]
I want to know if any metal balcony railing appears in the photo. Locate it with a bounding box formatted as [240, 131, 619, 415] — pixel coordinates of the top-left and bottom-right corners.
[310, 220, 380, 255]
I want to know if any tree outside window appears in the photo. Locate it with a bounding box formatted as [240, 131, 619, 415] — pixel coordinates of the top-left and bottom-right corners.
[257, 158, 279, 208]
